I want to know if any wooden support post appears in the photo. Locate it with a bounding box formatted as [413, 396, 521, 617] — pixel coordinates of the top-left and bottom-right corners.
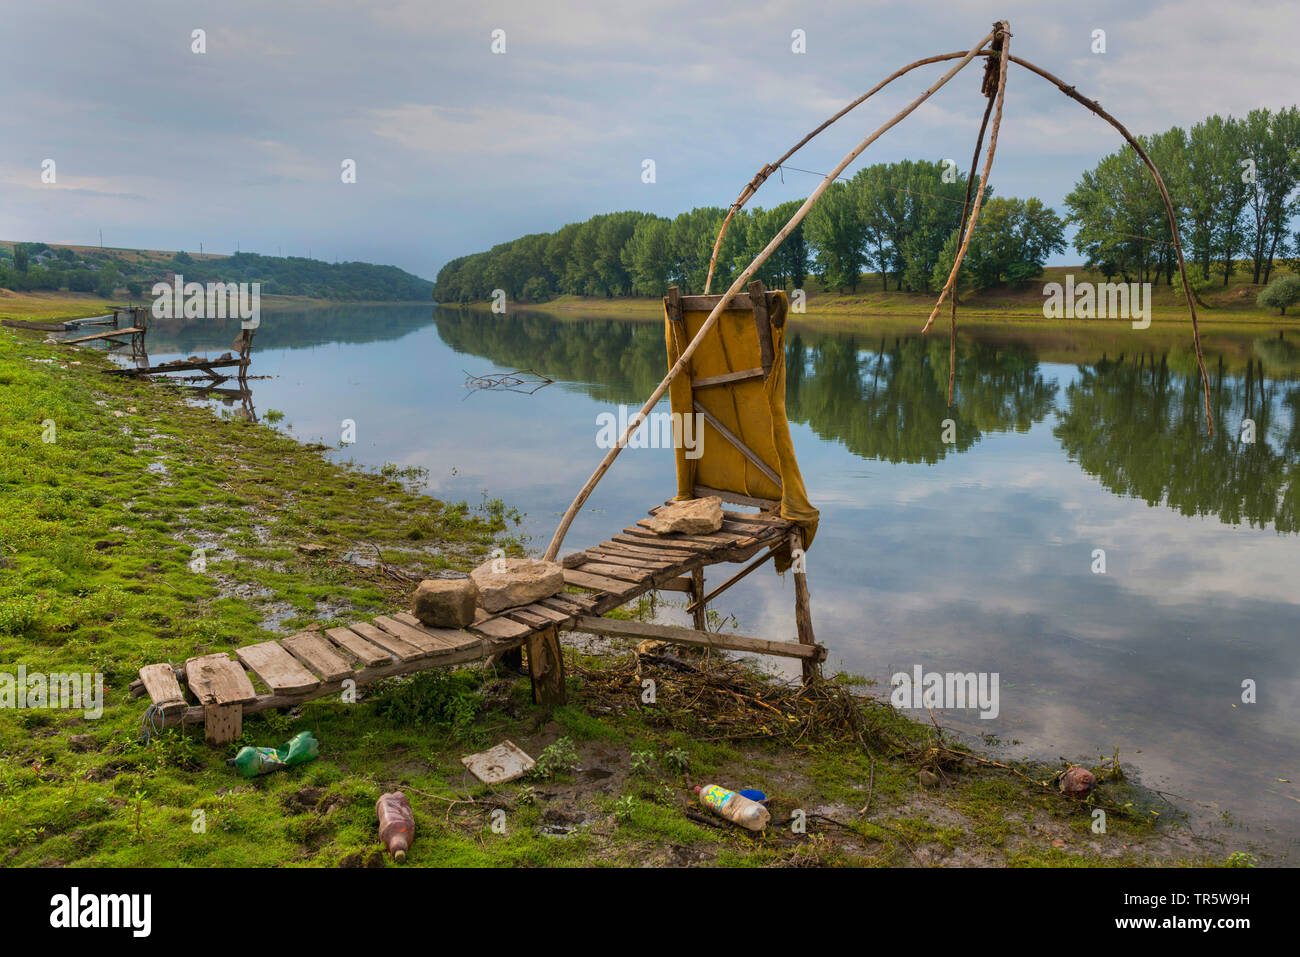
[204, 703, 242, 745]
[690, 568, 707, 631]
[526, 625, 566, 707]
[748, 279, 774, 378]
[788, 527, 819, 684]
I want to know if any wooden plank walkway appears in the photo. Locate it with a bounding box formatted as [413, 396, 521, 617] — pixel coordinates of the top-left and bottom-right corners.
[64, 326, 144, 344]
[133, 505, 817, 741]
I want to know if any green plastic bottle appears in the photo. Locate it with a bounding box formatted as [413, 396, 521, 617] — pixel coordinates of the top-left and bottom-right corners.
[227, 731, 319, 778]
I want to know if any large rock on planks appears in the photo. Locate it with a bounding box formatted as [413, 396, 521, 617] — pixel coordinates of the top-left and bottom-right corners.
[646, 496, 723, 535]
[412, 577, 479, 627]
[470, 557, 565, 613]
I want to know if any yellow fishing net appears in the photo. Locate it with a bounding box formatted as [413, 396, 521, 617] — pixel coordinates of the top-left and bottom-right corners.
[664, 290, 819, 567]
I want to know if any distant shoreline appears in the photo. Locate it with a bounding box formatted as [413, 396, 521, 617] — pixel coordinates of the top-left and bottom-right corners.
[0, 290, 432, 322]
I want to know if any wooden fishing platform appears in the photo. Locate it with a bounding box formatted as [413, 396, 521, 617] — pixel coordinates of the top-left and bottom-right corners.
[60, 306, 150, 364]
[133, 501, 824, 744]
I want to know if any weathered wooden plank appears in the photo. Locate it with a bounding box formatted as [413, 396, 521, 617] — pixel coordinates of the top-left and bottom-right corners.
[614, 531, 717, 552]
[655, 577, 694, 593]
[749, 279, 775, 377]
[719, 519, 779, 538]
[184, 653, 257, 706]
[595, 540, 686, 564]
[693, 484, 782, 510]
[603, 536, 701, 558]
[63, 326, 145, 344]
[374, 615, 463, 655]
[563, 568, 639, 594]
[679, 291, 781, 312]
[391, 612, 482, 651]
[470, 616, 534, 640]
[692, 367, 766, 390]
[505, 607, 551, 628]
[634, 518, 758, 545]
[138, 663, 187, 706]
[349, 621, 426, 661]
[236, 641, 321, 695]
[566, 616, 825, 661]
[282, 631, 354, 682]
[575, 561, 655, 583]
[720, 509, 790, 528]
[583, 548, 676, 570]
[538, 595, 597, 616]
[665, 286, 683, 323]
[324, 626, 393, 667]
[625, 526, 752, 549]
[515, 602, 572, 624]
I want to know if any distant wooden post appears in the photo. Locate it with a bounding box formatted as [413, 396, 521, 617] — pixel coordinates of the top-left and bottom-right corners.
[789, 527, 819, 684]
[526, 625, 567, 707]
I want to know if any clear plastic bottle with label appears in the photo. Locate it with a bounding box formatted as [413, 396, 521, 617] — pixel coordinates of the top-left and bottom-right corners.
[694, 784, 770, 831]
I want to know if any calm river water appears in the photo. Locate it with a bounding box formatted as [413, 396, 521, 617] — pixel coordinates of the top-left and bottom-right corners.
[114, 303, 1300, 861]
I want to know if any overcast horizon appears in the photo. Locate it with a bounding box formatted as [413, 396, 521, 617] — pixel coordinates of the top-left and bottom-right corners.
[3, 0, 1296, 280]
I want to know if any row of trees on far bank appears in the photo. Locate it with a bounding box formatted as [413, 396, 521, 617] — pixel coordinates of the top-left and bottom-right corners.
[1066, 106, 1300, 287]
[433, 159, 1065, 303]
[435, 106, 1300, 306]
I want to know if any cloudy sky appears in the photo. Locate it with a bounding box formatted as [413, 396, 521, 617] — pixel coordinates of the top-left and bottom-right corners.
[3, 0, 1296, 279]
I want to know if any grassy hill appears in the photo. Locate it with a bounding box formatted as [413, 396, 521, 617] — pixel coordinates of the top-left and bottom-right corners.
[0, 241, 433, 319]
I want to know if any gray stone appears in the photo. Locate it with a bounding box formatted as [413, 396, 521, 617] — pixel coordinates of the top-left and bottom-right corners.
[470, 557, 564, 613]
[646, 496, 723, 535]
[412, 577, 479, 627]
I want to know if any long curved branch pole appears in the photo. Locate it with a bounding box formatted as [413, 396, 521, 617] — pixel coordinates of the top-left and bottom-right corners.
[922, 27, 1009, 334]
[949, 92, 996, 406]
[995, 52, 1214, 434]
[541, 28, 997, 562]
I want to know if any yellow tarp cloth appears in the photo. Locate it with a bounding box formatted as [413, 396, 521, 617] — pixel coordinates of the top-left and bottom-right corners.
[665, 291, 819, 569]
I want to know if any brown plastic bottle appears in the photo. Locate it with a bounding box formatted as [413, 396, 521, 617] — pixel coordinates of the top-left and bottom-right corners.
[376, 791, 415, 863]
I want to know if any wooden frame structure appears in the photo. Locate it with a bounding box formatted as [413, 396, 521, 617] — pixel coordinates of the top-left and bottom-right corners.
[102, 325, 257, 381]
[63, 306, 149, 364]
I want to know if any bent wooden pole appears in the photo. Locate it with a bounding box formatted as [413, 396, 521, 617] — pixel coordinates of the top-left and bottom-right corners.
[993, 52, 1214, 434]
[542, 28, 996, 562]
[923, 22, 1009, 333]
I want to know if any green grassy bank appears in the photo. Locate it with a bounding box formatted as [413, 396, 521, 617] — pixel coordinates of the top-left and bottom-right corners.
[479, 266, 1298, 329]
